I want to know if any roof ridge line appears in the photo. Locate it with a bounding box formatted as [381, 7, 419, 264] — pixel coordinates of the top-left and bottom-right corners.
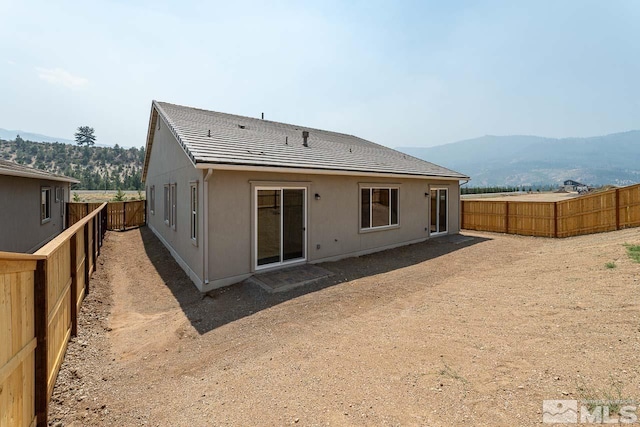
[155, 100, 376, 144]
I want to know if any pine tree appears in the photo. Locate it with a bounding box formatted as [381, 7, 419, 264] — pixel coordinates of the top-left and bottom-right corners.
[74, 126, 96, 146]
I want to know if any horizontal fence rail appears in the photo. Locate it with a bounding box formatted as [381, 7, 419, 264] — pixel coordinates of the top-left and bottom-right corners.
[67, 200, 146, 230]
[461, 183, 640, 238]
[0, 203, 107, 427]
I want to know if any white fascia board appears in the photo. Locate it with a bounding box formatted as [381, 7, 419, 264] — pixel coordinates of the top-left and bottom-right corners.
[0, 170, 80, 183]
[194, 163, 470, 181]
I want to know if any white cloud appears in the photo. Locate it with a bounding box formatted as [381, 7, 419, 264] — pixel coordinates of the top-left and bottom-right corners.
[7, 60, 16, 65]
[36, 67, 88, 89]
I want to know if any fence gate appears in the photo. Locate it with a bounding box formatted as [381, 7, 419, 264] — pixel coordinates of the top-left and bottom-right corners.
[67, 200, 146, 230]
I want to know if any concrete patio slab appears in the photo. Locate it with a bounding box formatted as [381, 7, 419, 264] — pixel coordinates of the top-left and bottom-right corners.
[246, 264, 334, 293]
[432, 233, 475, 245]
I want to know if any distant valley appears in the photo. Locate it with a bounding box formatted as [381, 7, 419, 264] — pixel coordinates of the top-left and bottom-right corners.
[398, 130, 640, 187]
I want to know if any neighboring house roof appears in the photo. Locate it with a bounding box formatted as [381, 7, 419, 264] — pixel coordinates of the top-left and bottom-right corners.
[564, 180, 585, 186]
[143, 100, 469, 181]
[0, 159, 80, 183]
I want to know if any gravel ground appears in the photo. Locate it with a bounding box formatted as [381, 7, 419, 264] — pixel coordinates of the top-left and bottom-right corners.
[48, 226, 640, 426]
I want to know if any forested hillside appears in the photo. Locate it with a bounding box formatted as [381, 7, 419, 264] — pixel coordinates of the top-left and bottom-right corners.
[0, 135, 144, 190]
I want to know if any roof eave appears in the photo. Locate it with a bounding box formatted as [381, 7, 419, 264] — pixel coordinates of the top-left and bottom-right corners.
[0, 169, 80, 183]
[142, 101, 197, 183]
[141, 101, 158, 183]
[193, 161, 469, 181]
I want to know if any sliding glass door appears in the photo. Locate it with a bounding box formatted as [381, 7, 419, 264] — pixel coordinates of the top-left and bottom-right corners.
[430, 188, 448, 235]
[256, 188, 306, 268]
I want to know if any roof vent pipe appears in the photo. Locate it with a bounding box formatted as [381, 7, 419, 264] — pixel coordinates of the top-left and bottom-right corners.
[261, 112, 264, 120]
[302, 131, 309, 147]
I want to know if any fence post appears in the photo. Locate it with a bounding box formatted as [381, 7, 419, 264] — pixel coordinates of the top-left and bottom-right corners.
[122, 201, 126, 231]
[34, 259, 48, 427]
[92, 216, 98, 272]
[615, 188, 620, 230]
[65, 203, 70, 230]
[84, 222, 90, 296]
[97, 208, 102, 255]
[106, 203, 111, 231]
[70, 234, 78, 337]
[460, 200, 465, 230]
[103, 205, 108, 235]
[553, 202, 558, 238]
[505, 201, 510, 234]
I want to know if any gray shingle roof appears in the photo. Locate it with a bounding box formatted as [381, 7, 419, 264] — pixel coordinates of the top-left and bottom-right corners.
[148, 101, 468, 180]
[0, 159, 79, 183]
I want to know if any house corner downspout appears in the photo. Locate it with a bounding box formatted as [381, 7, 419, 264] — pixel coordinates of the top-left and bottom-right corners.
[203, 168, 213, 286]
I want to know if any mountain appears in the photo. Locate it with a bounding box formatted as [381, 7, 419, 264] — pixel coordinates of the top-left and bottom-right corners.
[0, 128, 74, 144]
[0, 136, 144, 190]
[397, 130, 640, 187]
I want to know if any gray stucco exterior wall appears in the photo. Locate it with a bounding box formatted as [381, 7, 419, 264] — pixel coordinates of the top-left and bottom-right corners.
[0, 175, 71, 253]
[206, 170, 460, 289]
[144, 118, 205, 286]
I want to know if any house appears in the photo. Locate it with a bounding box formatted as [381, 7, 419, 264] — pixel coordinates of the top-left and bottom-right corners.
[0, 159, 79, 253]
[142, 101, 469, 291]
[563, 179, 589, 193]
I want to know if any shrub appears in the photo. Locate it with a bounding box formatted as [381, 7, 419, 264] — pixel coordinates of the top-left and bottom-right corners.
[624, 244, 640, 263]
[113, 188, 126, 202]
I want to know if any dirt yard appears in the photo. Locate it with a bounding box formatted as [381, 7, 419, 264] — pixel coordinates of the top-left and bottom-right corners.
[462, 192, 581, 202]
[48, 227, 640, 426]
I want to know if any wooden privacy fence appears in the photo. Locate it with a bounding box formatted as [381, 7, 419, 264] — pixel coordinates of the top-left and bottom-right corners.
[461, 183, 640, 238]
[0, 203, 107, 427]
[67, 200, 146, 230]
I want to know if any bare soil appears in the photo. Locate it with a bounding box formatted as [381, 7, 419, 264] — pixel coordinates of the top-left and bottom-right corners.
[463, 192, 581, 202]
[49, 227, 640, 426]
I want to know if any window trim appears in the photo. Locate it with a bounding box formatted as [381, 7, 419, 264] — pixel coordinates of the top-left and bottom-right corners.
[253, 185, 308, 271]
[189, 181, 198, 246]
[41, 187, 51, 224]
[429, 187, 449, 236]
[358, 184, 400, 232]
[164, 184, 170, 225]
[150, 185, 155, 215]
[170, 183, 177, 230]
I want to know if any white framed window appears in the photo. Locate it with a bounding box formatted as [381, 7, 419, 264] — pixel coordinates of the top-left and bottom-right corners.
[170, 183, 177, 230]
[190, 182, 198, 245]
[41, 187, 51, 224]
[150, 185, 155, 215]
[164, 184, 170, 224]
[360, 186, 399, 230]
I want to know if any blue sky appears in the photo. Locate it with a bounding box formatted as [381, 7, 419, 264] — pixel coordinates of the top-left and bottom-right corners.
[0, 0, 638, 148]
